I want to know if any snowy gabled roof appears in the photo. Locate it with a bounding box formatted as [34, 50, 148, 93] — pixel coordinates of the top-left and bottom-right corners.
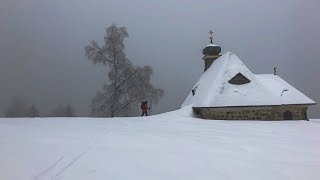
[182, 52, 315, 108]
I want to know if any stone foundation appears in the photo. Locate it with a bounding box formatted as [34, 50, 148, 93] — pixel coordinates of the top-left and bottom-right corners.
[193, 105, 309, 120]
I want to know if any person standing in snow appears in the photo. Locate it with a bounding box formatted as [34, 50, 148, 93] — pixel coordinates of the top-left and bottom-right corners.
[141, 101, 150, 116]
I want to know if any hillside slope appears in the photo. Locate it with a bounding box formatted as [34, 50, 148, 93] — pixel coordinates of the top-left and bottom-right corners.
[1, 107, 320, 180]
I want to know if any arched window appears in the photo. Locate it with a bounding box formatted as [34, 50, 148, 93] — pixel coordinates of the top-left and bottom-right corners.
[283, 110, 293, 120]
[228, 73, 251, 85]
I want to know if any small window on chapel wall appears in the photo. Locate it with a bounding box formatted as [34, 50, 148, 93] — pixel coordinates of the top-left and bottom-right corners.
[228, 73, 251, 85]
[191, 85, 199, 96]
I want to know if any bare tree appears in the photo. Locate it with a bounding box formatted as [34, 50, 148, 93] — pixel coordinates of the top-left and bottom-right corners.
[4, 97, 29, 117]
[50, 104, 75, 117]
[85, 23, 164, 117]
[65, 104, 75, 117]
[4, 97, 41, 118]
[27, 105, 40, 117]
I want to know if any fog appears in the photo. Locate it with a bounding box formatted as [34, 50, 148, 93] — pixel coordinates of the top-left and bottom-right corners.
[0, 0, 319, 117]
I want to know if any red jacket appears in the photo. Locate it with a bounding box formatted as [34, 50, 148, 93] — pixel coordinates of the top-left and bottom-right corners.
[141, 103, 149, 112]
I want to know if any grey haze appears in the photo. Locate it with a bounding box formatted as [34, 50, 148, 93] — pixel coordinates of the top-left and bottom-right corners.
[0, 0, 319, 117]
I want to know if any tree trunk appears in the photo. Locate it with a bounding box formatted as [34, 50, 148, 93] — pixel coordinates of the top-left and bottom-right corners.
[110, 49, 118, 118]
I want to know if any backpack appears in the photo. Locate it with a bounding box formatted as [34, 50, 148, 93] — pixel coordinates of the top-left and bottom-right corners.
[141, 102, 145, 109]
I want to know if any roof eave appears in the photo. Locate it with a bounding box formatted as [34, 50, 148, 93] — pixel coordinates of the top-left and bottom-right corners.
[281, 102, 317, 106]
[193, 103, 316, 108]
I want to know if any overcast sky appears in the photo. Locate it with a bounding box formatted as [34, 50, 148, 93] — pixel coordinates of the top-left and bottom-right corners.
[0, 0, 319, 117]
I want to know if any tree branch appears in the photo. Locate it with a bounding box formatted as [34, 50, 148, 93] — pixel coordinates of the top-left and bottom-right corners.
[115, 70, 137, 90]
[102, 69, 137, 97]
[96, 47, 113, 64]
[112, 95, 142, 114]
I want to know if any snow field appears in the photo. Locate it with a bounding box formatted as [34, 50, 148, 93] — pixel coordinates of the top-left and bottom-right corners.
[1, 108, 320, 180]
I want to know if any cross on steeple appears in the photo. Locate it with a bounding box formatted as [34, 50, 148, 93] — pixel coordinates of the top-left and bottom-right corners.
[209, 30, 213, 44]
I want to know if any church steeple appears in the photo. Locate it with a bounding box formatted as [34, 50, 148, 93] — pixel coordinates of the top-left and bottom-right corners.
[202, 30, 221, 72]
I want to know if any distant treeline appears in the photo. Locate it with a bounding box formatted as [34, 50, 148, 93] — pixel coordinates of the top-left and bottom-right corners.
[2, 97, 75, 118]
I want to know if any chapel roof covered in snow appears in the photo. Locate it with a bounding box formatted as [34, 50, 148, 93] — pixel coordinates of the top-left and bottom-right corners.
[182, 52, 316, 108]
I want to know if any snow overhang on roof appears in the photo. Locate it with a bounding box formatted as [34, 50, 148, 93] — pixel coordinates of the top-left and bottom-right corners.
[206, 43, 220, 47]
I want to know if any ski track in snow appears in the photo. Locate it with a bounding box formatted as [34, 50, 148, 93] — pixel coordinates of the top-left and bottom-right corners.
[50, 121, 128, 179]
[33, 156, 64, 180]
[32, 122, 120, 180]
[53, 151, 88, 179]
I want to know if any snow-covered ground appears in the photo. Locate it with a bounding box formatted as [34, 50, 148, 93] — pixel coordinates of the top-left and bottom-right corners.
[1, 107, 320, 180]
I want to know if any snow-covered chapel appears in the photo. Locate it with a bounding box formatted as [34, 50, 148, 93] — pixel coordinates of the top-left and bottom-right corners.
[182, 31, 316, 120]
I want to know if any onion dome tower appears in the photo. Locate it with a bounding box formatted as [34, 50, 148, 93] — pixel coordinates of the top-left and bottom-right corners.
[202, 30, 221, 72]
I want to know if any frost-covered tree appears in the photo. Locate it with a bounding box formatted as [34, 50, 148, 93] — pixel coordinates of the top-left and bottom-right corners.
[27, 105, 40, 117]
[50, 104, 75, 117]
[85, 23, 164, 117]
[65, 105, 75, 117]
[4, 97, 41, 117]
[4, 97, 29, 117]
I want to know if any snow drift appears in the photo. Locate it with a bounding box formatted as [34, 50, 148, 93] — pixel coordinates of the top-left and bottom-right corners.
[1, 108, 320, 180]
